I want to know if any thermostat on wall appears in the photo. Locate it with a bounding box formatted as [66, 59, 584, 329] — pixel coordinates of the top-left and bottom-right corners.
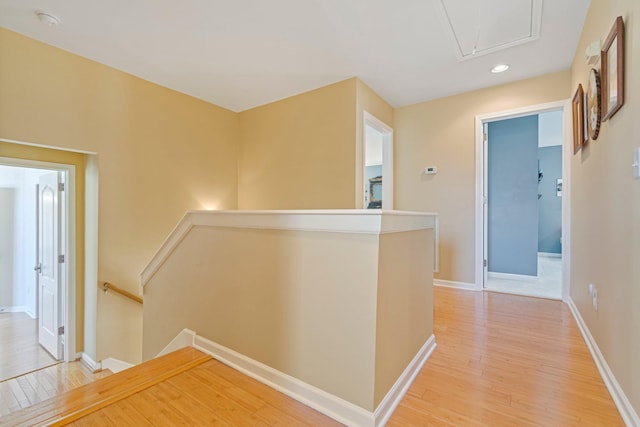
[424, 166, 438, 175]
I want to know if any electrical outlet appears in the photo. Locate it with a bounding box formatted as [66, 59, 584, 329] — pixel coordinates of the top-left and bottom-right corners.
[592, 288, 598, 311]
[588, 283, 594, 296]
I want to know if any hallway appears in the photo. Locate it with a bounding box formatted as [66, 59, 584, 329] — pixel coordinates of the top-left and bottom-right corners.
[0, 312, 58, 382]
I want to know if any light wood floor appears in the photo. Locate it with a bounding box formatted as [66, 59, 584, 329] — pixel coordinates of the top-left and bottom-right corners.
[0, 312, 59, 382]
[388, 287, 624, 426]
[0, 361, 111, 417]
[3, 288, 625, 426]
[68, 355, 341, 426]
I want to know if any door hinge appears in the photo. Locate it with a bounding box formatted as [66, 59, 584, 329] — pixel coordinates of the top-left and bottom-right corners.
[483, 259, 487, 268]
[483, 132, 488, 142]
[58, 182, 65, 191]
[58, 254, 65, 263]
[58, 326, 64, 335]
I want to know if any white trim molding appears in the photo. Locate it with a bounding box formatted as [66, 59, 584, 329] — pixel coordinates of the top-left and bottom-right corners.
[474, 99, 572, 301]
[80, 352, 101, 373]
[158, 329, 436, 427]
[487, 272, 538, 282]
[0, 155, 77, 363]
[568, 299, 640, 426]
[156, 328, 197, 357]
[140, 210, 438, 287]
[434, 279, 477, 291]
[194, 334, 373, 426]
[538, 252, 562, 258]
[101, 358, 134, 374]
[0, 306, 28, 313]
[374, 335, 436, 426]
[363, 111, 394, 210]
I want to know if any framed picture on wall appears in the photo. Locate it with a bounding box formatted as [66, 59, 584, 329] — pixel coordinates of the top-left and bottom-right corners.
[587, 68, 601, 140]
[601, 16, 625, 121]
[572, 84, 586, 154]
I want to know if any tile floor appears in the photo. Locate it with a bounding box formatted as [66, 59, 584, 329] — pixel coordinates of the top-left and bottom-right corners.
[485, 254, 562, 299]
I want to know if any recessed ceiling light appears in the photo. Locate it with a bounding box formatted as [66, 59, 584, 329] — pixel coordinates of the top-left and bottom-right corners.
[35, 11, 60, 27]
[490, 64, 510, 73]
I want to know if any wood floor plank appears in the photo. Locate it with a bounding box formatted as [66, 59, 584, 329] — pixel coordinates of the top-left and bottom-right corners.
[4, 287, 624, 426]
[194, 359, 341, 426]
[1, 347, 210, 426]
[101, 400, 154, 426]
[0, 312, 59, 382]
[0, 361, 110, 419]
[163, 371, 263, 425]
[387, 287, 624, 426]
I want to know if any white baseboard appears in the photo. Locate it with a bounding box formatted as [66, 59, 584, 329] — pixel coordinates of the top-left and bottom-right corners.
[374, 335, 436, 426]
[567, 298, 640, 426]
[101, 358, 134, 373]
[0, 305, 28, 313]
[487, 271, 538, 282]
[193, 334, 375, 426]
[156, 328, 196, 357]
[156, 329, 437, 427]
[434, 279, 477, 290]
[538, 252, 562, 258]
[81, 352, 101, 373]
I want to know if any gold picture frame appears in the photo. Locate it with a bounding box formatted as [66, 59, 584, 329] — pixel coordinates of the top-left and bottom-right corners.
[601, 16, 625, 121]
[572, 84, 586, 154]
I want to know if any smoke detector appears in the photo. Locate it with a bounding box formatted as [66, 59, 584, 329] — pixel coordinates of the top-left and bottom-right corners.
[35, 11, 60, 27]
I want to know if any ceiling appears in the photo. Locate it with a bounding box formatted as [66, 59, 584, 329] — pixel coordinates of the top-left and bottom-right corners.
[0, 0, 590, 112]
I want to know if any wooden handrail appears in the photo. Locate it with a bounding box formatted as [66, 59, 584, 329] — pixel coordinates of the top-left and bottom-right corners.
[102, 282, 143, 304]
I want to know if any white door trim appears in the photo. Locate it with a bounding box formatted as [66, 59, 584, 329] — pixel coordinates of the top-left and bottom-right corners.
[474, 100, 572, 301]
[363, 111, 394, 210]
[0, 156, 76, 362]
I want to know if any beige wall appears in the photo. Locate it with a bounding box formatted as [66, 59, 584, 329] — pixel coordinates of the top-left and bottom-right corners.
[0, 29, 240, 363]
[394, 71, 570, 283]
[238, 79, 357, 209]
[374, 229, 433, 407]
[143, 221, 434, 412]
[144, 226, 380, 410]
[569, 0, 640, 414]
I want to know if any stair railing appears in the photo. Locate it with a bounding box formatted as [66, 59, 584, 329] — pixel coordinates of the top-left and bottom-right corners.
[102, 282, 143, 304]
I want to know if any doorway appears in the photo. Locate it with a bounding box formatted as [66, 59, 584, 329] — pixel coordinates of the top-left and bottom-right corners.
[363, 111, 394, 209]
[0, 160, 73, 380]
[475, 101, 571, 301]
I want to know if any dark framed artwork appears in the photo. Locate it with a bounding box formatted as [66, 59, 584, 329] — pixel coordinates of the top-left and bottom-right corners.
[601, 16, 625, 121]
[572, 84, 586, 154]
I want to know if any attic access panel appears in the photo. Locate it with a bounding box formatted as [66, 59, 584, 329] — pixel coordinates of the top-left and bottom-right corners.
[439, 0, 542, 60]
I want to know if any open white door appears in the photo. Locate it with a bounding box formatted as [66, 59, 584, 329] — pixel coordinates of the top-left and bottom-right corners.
[482, 122, 489, 287]
[37, 172, 62, 360]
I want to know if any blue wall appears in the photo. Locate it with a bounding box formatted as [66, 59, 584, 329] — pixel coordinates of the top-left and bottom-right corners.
[538, 146, 562, 253]
[488, 115, 539, 276]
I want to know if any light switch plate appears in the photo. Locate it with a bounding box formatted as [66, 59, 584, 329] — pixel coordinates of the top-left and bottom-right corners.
[424, 166, 438, 175]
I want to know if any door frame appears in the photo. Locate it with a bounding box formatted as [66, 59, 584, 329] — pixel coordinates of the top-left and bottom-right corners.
[363, 111, 394, 210]
[474, 100, 571, 301]
[0, 156, 76, 361]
